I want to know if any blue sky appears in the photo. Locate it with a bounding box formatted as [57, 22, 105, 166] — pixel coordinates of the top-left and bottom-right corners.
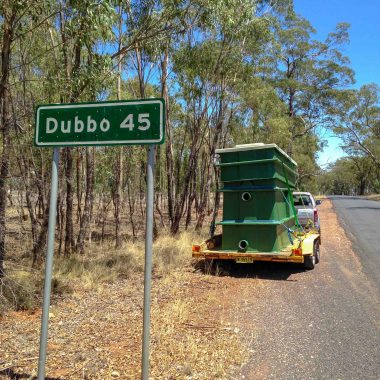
[293, 0, 380, 167]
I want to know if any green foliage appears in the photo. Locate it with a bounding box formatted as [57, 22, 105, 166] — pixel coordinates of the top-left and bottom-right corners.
[334, 84, 380, 167]
[267, 11, 354, 164]
[239, 77, 291, 146]
[318, 156, 380, 195]
[64, 0, 116, 41]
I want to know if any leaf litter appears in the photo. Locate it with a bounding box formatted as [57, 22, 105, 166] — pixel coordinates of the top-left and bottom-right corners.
[0, 270, 249, 379]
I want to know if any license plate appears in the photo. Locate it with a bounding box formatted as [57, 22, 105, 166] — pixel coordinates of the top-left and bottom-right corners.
[236, 257, 254, 264]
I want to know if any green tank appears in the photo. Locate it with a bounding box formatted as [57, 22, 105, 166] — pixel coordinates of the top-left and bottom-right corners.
[215, 143, 297, 253]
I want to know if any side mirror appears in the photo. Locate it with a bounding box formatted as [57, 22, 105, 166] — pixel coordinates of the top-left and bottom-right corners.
[316, 199, 322, 205]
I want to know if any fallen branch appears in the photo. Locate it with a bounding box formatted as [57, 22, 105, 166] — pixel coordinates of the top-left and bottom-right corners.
[182, 322, 219, 330]
[0, 356, 39, 372]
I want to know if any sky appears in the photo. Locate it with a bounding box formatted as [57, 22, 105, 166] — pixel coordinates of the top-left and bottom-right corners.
[293, 0, 380, 168]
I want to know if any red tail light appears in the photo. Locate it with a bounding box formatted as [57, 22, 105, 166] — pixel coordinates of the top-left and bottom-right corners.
[292, 248, 303, 256]
[314, 209, 318, 224]
[192, 245, 201, 253]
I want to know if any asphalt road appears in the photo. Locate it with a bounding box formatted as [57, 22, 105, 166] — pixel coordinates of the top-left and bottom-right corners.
[230, 198, 380, 380]
[330, 195, 380, 288]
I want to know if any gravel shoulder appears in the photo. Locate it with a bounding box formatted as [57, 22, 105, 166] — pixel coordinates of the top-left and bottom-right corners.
[231, 198, 380, 380]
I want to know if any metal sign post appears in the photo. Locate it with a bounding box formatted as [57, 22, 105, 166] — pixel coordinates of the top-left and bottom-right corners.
[141, 145, 155, 380]
[37, 148, 60, 380]
[34, 98, 164, 379]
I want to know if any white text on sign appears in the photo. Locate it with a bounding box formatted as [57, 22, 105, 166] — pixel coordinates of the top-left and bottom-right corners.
[46, 113, 151, 134]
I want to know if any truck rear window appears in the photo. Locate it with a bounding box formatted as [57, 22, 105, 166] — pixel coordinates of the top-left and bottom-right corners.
[293, 195, 312, 206]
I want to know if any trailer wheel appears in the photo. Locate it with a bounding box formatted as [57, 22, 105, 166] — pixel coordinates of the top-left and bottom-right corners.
[304, 254, 315, 270]
[314, 240, 320, 264]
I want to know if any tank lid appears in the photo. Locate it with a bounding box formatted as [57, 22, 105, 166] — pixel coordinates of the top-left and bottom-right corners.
[215, 143, 297, 166]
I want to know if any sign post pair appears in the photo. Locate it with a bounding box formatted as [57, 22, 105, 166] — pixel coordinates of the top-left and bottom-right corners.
[35, 99, 165, 380]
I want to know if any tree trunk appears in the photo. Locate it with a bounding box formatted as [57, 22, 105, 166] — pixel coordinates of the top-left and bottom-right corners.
[113, 150, 123, 248]
[64, 147, 74, 255]
[185, 179, 196, 230]
[57, 179, 65, 257]
[76, 148, 83, 224]
[210, 165, 220, 237]
[113, 5, 124, 248]
[63, 28, 82, 255]
[32, 207, 49, 268]
[0, 2, 16, 276]
[195, 110, 225, 230]
[76, 147, 94, 254]
[170, 139, 199, 234]
[161, 45, 175, 224]
[16, 152, 38, 244]
[126, 179, 137, 241]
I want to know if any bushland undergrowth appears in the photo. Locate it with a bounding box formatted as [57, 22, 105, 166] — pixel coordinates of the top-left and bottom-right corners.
[0, 231, 206, 315]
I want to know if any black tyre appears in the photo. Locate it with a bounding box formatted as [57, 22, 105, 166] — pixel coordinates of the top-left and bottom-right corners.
[314, 240, 320, 264]
[304, 254, 315, 270]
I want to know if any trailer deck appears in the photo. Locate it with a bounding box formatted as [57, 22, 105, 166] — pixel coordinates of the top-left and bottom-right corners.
[192, 232, 320, 266]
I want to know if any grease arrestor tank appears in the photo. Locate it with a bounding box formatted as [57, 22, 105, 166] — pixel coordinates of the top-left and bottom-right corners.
[215, 143, 298, 253]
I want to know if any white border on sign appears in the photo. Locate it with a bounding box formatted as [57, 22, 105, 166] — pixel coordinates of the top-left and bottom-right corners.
[35, 100, 164, 146]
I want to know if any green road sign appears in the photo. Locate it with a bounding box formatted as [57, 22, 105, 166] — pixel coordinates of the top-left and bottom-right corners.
[35, 98, 165, 147]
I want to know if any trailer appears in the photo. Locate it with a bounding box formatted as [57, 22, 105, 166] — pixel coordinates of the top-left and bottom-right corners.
[192, 143, 321, 270]
[192, 230, 321, 270]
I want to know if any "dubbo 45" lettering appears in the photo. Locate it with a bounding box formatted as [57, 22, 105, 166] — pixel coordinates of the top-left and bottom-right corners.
[46, 113, 150, 134]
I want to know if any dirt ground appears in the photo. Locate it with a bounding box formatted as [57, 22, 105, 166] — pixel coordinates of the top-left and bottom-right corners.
[1, 199, 378, 380]
[0, 268, 250, 379]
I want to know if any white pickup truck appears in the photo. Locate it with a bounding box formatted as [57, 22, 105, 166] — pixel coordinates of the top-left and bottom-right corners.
[293, 192, 321, 233]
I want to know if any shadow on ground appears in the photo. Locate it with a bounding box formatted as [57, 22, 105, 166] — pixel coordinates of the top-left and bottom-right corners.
[346, 206, 380, 210]
[194, 260, 305, 281]
[0, 369, 61, 380]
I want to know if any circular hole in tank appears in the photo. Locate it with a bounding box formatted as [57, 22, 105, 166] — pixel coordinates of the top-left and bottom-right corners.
[238, 240, 249, 250]
[241, 192, 252, 201]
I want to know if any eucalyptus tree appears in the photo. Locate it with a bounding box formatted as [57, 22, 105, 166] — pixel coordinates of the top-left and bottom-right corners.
[0, 0, 59, 275]
[108, 0, 198, 239]
[4, 0, 117, 260]
[0, 0, 17, 276]
[318, 156, 378, 195]
[269, 12, 354, 160]
[334, 84, 380, 168]
[318, 159, 354, 195]
[239, 77, 291, 146]
[168, 0, 277, 233]
[48, 0, 115, 255]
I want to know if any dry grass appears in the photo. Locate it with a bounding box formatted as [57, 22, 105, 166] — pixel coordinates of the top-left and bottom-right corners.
[52, 231, 207, 289]
[2, 197, 211, 311]
[153, 231, 207, 274]
[52, 242, 144, 292]
[365, 193, 380, 201]
[1, 230, 208, 313]
[1, 204, 248, 379]
[150, 273, 247, 379]
[0, 270, 41, 315]
[1, 239, 248, 379]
